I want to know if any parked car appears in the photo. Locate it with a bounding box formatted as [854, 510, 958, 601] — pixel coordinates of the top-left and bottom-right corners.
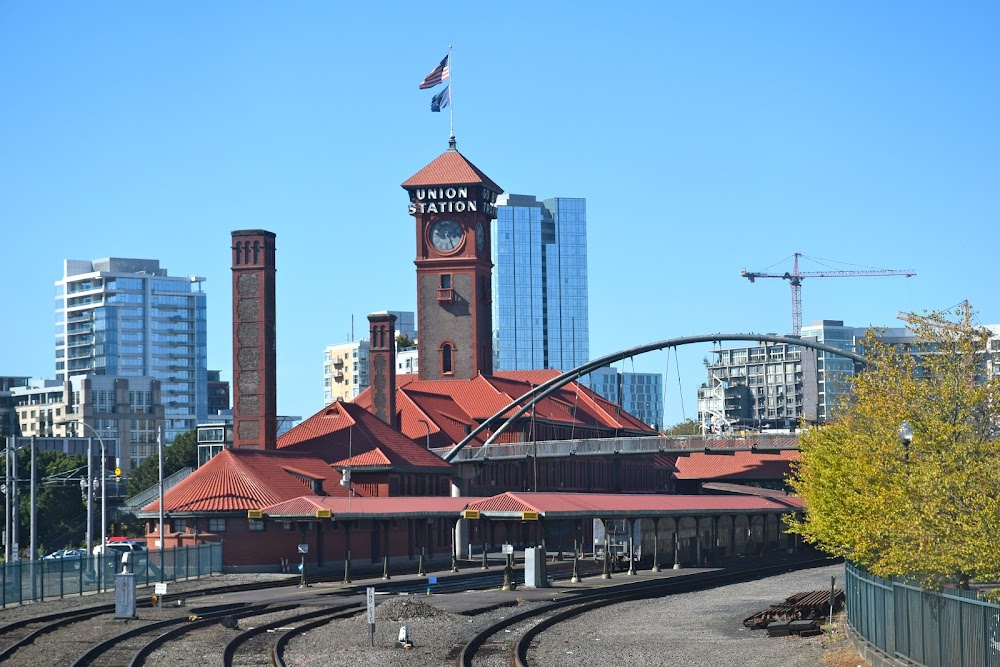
[43, 549, 86, 568]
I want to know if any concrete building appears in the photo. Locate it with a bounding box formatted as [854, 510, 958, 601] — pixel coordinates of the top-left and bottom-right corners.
[323, 340, 369, 404]
[322, 311, 417, 405]
[0, 376, 31, 438]
[698, 320, 917, 431]
[588, 366, 664, 431]
[12, 375, 164, 474]
[698, 340, 819, 432]
[55, 257, 208, 445]
[492, 195, 589, 374]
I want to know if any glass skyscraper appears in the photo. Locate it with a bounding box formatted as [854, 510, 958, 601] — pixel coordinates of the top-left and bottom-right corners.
[492, 195, 589, 373]
[588, 366, 664, 431]
[56, 258, 208, 446]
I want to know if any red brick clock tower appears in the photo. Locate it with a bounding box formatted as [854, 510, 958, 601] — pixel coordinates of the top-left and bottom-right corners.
[402, 140, 503, 381]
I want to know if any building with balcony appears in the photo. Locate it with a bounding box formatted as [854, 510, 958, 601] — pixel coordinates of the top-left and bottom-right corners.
[55, 258, 208, 446]
[322, 311, 416, 404]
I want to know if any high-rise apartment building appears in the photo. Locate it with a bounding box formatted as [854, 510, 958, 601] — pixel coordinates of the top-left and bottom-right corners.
[588, 366, 664, 430]
[322, 311, 416, 404]
[492, 195, 589, 373]
[55, 258, 208, 446]
[697, 320, 915, 431]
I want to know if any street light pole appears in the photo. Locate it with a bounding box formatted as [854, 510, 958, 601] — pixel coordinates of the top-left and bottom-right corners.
[76, 422, 107, 549]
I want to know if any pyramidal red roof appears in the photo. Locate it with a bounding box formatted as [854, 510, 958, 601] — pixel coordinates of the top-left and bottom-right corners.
[276, 399, 451, 472]
[141, 449, 342, 514]
[401, 147, 502, 192]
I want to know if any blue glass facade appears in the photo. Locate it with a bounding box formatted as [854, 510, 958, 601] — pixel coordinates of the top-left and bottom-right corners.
[492, 195, 589, 373]
[588, 366, 664, 430]
[56, 258, 208, 445]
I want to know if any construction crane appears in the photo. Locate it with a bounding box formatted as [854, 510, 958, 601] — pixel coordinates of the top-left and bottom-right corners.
[741, 253, 916, 336]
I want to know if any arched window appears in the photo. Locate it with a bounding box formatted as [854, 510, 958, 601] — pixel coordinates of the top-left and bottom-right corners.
[441, 342, 453, 374]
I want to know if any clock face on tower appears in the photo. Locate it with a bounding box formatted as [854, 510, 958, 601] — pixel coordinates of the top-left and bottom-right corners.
[430, 219, 464, 252]
[475, 221, 485, 252]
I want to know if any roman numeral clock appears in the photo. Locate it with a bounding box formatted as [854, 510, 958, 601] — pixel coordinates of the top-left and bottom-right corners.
[402, 143, 503, 381]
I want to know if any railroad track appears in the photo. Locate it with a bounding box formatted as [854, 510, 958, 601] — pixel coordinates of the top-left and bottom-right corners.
[0, 562, 551, 666]
[458, 556, 836, 667]
[224, 601, 364, 667]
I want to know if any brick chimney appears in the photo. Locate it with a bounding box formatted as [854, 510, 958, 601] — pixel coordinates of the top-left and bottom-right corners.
[231, 230, 278, 449]
[367, 312, 397, 427]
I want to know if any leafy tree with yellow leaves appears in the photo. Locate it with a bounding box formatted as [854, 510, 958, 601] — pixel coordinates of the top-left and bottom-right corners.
[786, 307, 1000, 589]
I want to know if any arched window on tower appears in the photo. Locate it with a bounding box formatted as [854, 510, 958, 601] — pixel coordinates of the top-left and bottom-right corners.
[441, 342, 454, 375]
[253, 240, 260, 264]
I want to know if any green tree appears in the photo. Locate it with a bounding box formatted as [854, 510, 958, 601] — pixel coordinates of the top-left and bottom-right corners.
[786, 307, 1000, 589]
[2, 449, 88, 556]
[126, 430, 199, 497]
[663, 419, 702, 436]
[396, 333, 415, 349]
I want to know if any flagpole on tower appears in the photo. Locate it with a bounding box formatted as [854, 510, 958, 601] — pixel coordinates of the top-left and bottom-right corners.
[448, 44, 455, 145]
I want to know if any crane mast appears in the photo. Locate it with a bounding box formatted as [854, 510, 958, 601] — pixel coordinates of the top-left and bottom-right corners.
[741, 253, 916, 336]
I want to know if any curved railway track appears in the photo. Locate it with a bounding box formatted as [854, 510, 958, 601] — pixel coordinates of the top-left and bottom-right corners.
[458, 556, 835, 667]
[0, 561, 551, 666]
[223, 602, 364, 667]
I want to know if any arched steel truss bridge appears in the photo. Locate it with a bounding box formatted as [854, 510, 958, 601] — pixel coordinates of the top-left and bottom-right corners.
[440, 333, 868, 463]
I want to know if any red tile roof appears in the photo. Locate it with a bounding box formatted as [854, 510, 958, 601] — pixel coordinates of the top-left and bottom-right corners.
[276, 400, 451, 472]
[672, 450, 800, 481]
[465, 492, 804, 517]
[355, 371, 654, 449]
[401, 148, 502, 192]
[141, 449, 344, 514]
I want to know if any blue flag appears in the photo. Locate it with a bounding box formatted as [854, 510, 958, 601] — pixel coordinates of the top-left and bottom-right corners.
[431, 86, 450, 112]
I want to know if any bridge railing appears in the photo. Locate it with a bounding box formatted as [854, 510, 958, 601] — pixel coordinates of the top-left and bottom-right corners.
[434, 434, 799, 462]
[845, 561, 1000, 666]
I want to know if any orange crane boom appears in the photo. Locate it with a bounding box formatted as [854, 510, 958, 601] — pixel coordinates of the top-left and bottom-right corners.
[741, 253, 916, 336]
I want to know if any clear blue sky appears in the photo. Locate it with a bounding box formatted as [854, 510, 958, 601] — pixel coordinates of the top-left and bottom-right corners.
[2, 2, 997, 427]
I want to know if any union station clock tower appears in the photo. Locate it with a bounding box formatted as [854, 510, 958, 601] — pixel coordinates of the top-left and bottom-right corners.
[402, 140, 503, 381]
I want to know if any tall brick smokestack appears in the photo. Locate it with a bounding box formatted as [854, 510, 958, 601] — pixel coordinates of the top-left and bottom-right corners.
[231, 230, 277, 449]
[367, 312, 397, 427]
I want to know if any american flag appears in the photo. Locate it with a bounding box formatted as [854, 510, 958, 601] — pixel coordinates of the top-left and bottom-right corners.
[419, 54, 450, 90]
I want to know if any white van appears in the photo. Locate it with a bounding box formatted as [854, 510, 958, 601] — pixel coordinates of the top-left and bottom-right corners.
[93, 541, 147, 557]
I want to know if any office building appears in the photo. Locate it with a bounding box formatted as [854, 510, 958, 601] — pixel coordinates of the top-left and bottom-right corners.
[207, 370, 230, 416]
[492, 195, 589, 373]
[55, 258, 208, 446]
[12, 376, 163, 474]
[588, 366, 664, 431]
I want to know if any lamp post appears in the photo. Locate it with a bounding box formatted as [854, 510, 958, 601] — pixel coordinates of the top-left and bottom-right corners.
[417, 419, 431, 450]
[898, 420, 913, 467]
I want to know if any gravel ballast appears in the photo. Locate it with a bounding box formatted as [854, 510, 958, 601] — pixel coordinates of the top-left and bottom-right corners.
[284, 563, 847, 667]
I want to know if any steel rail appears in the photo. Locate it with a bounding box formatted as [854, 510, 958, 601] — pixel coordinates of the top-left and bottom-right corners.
[219, 602, 363, 667]
[458, 556, 835, 667]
